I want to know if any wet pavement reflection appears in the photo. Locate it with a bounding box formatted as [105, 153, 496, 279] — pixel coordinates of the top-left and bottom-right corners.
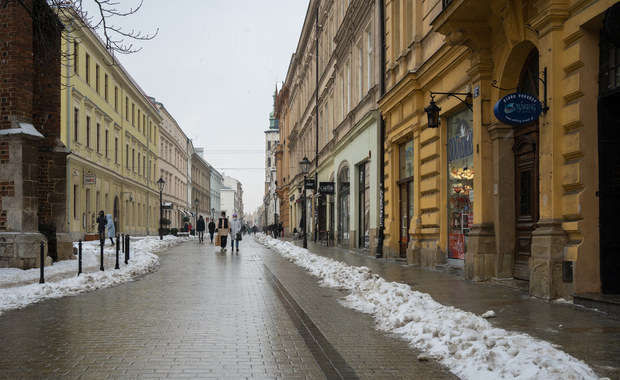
[0, 238, 456, 379]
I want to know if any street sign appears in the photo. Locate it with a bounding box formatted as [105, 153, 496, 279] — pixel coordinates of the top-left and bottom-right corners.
[304, 179, 315, 190]
[319, 181, 335, 194]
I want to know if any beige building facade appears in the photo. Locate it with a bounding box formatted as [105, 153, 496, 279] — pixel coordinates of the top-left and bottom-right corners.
[60, 10, 162, 239]
[379, 0, 620, 300]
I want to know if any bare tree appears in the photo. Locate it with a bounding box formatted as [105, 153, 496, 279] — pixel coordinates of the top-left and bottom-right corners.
[52, 0, 158, 54]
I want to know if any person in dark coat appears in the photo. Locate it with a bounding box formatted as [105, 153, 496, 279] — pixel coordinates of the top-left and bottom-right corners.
[196, 215, 206, 242]
[96, 210, 106, 242]
[208, 217, 216, 243]
[217, 211, 230, 251]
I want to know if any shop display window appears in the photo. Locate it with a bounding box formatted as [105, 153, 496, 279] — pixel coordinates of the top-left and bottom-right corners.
[447, 109, 474, 259]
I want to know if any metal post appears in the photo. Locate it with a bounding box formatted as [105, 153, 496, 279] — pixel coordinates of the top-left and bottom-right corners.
[115, 233, 120, 269]
[126, 234, 130, 263]
[159, 189, 163, 240]
[78, 239, 82, 276]
[303, 176, 307, 249]
[100, 238, 104, 271]
[39, 241, 45, 284]
[121, 233, 125, 253]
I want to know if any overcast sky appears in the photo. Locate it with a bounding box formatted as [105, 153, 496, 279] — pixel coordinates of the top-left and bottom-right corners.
[85, 1, 310, 213]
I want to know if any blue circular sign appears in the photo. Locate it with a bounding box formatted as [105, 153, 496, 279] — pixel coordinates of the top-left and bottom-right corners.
[493, 92, 542, 125]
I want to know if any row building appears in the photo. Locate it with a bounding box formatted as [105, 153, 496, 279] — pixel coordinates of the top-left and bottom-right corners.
[275, 0, 620, 303]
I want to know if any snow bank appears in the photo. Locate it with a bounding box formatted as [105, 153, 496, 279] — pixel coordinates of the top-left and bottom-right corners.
[256, 235, 600, 380]
[0, 235, 188, 315]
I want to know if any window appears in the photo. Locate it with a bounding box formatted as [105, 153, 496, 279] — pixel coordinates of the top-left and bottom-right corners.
[267, 141, 271, 150]
[85, 54, 90, 84]
[126, 144, 129, 168]
[358, 161, 370, 248]
[95, 64, 100, 93]
[138, 153, 141, 175]
[114, 87, 118, 111]
[132, 104, 135, 126]
[447, 108, 474, 260]
[96, 123, 100, 152]
[86, 116, 91, 147]
[115, 137, 118, 163]
[358, 43, 363, 101]
[125, 97, 129, 121]
[138, 110, 141, 132]
[132, 148, 135, 172]
[104, 74, 108, 101]
[73, 108, 79, 141]
[367, 30, 373, 91]
[73, 42, 78, 75]
[105, 130, 109, 158]
[338, 166, 350, 246]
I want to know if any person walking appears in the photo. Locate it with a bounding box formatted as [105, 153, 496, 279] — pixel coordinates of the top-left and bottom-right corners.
[96, 210, 106, 242]
[106, 214, 116, 246]
[208, 217, 216, 243]
[196, 215, 205, 242]
[230, 213, 242, 252]
[217, 211, 230, 251]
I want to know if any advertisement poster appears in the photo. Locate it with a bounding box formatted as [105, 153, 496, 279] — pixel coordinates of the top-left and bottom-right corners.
[449, 233, 465, 259]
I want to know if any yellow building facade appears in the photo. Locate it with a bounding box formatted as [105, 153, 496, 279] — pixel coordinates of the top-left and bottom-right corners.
[380, 0, 620, 300]
[60, 11, 162, 240]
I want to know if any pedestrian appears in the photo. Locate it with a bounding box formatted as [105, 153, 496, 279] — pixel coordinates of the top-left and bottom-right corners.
[217, 211, 230, 251]
[230, 213, 242, 252]
[208, 217, 216, 243]
[106, 214, 116, 246]
[96, 210, 106, 242]
[196, 215, 205, 242]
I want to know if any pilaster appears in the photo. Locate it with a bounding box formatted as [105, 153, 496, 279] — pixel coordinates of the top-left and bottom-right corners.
[530, 219, 567, 299]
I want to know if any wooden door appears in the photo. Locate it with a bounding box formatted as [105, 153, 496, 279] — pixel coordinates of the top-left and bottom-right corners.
[513, 128, 538, 280]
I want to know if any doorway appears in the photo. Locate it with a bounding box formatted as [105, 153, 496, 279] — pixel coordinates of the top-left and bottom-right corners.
[512, 49, 540, 280]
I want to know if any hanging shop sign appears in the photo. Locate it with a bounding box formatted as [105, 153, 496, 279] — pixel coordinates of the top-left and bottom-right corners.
[493, 92, 542, 126]
[319, 181, 335, 194]
[304, 179, 315, 190]
[83, 173, 96, 185]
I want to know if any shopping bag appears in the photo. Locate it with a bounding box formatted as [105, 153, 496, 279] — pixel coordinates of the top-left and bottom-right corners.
[236, 232, 242, 241]
[215, 234, 221, 246]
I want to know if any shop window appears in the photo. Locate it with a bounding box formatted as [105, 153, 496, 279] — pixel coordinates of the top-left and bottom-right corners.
[447, 108, 474, 259]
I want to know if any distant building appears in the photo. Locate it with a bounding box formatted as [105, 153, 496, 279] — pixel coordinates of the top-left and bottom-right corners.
[153, 99, 190, 229]
[263, 90, 279, 230]
[221, 175, 244, 218]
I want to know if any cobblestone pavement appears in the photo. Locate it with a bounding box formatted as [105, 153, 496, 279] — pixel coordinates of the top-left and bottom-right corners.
[285, 238, 620, 380]
[0, 237, 456, 379]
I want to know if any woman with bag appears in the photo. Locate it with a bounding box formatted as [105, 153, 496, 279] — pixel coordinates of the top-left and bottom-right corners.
[217, 211, 230, 251]
[230, 213, 242, 252]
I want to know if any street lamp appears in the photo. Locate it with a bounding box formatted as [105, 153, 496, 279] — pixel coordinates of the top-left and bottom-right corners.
[424, 94, 441, 128]
[194, 198, 199, 235]
[299, 156, 311, 248]
[157, 176, 165, 240]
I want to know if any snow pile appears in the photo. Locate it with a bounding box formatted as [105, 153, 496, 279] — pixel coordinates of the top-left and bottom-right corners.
[0, 235, 188, 315]
[257, 235, 600, 380]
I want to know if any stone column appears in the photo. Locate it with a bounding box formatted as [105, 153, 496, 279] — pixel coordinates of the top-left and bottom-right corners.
[488, 123, 515, 278]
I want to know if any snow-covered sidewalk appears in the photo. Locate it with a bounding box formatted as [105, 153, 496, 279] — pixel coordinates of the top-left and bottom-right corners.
[0, 235, 189, 316]
[256, 234, 602, 380]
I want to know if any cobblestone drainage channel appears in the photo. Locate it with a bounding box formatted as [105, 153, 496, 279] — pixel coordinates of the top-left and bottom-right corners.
[263, 264, 359, 379]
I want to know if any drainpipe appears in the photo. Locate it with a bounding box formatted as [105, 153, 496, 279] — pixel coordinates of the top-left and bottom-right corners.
[376, 0, 386, 258]
[314, 0, 320, 242]
[146, 114, 150, 235]
[64, 19, 73, 238]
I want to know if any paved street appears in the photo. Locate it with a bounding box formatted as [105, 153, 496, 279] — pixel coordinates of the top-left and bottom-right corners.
[0, 237, 456, 379]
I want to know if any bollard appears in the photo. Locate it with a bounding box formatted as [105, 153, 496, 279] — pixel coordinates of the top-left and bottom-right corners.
[78, 239, 82, 276]
[124, 234, 129, 264]
[121, 233, 125, 254]
[100, 237, 104, 271]
[39, 241, 45, 284]
[126, 235, 130, 263]
[115, 233, 120, 269]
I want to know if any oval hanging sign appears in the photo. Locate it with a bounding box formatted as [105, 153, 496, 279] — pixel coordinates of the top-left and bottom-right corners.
[493, 92, 542, 126]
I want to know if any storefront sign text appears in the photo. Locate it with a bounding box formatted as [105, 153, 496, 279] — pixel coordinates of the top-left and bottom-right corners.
[493, 92, 542, 125]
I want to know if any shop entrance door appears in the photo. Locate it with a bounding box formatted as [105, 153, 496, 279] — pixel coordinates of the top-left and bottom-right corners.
[513, 125, 538, 280]
[398, 181, 413, 258]
[599, 91, 620, 293]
